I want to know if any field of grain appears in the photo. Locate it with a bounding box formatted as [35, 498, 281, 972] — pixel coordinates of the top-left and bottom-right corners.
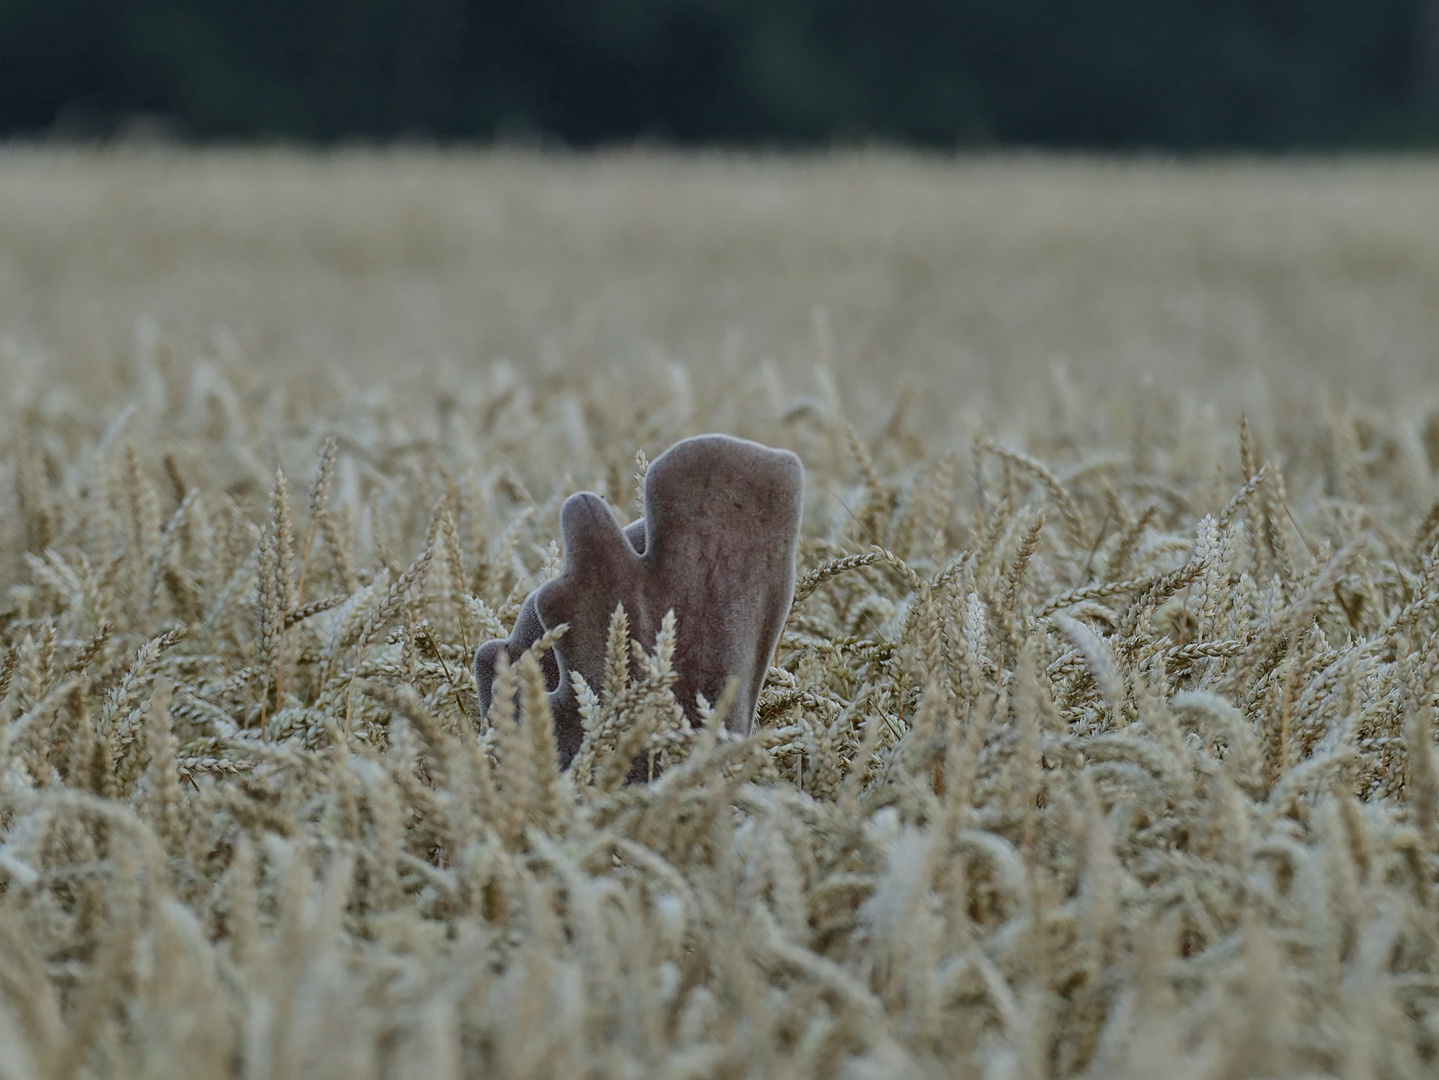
[4, 148, 1439, 1079]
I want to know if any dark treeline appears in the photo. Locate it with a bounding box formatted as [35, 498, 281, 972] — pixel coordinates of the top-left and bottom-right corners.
[2, 0, 1435, 148]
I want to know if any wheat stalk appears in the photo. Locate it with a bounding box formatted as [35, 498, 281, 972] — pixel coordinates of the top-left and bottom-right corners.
[3, 154, 1439, 1080]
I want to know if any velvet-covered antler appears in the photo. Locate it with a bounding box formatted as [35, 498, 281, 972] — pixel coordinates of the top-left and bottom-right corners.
[475, 434, 804, 769]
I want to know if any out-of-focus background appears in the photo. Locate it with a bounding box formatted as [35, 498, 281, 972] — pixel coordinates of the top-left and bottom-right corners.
[6, 151, 1439, 424]
[4, 2, 1439, 420]
[1, 0, 1436, 149]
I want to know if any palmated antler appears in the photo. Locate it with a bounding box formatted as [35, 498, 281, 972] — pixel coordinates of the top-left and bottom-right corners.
[475, 434, 804, 769]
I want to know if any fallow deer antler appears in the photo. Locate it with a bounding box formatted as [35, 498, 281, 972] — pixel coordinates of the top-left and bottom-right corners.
[475, 434, 804, 769]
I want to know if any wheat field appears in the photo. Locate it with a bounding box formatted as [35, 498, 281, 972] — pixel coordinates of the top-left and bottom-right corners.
[4, 148, 1439, 1078]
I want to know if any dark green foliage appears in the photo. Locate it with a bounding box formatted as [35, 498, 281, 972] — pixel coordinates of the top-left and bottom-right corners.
[0, 0, 1431, 147]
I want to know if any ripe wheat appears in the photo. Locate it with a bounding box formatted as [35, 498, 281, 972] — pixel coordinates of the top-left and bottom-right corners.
[2, 149, 1439, 1079]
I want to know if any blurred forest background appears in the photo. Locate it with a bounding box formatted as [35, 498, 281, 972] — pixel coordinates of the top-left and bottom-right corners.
[2, 0, 1438, 149]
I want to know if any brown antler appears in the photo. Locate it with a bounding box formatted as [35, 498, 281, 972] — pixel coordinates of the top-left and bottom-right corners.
[475, 434, 803, 770]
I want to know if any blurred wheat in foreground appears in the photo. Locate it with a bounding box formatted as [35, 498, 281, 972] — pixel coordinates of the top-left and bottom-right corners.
[2, 346, 1437, 1080]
